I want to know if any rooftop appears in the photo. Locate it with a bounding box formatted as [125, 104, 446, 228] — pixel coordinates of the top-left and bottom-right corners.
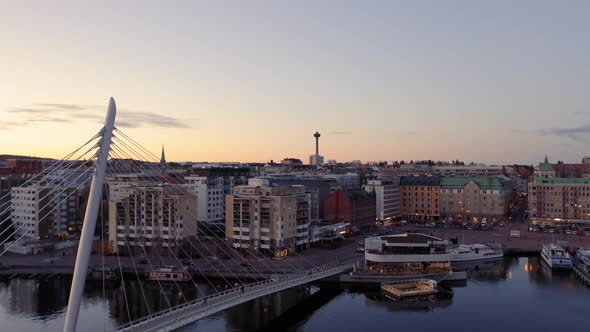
[534, 177, 590, 185]
[400, 176, 441, 186]
[378, 233, 444, 244]
[440, 176, 507, 189]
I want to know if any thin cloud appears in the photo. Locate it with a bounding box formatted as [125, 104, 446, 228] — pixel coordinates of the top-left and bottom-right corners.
[330, 131, 352, 135]
[33, 103, 86, 110]
[537, 124, 590, 141]
[0, 121, 26, 130]
[3, 102, 194, 129]
[393, 130, 421, 136]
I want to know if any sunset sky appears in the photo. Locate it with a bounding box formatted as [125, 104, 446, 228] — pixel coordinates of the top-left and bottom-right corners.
[2, 0, 590, 165]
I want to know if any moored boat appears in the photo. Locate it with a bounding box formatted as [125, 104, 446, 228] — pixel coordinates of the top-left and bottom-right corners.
[575, 248, 590, 267]
[148, 266, 190, 282]
[449, 244, 503, 263]
[541, 244, 573, 270]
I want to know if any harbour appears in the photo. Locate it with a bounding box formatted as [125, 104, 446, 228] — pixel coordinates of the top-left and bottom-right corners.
[1, 256, 588, 332]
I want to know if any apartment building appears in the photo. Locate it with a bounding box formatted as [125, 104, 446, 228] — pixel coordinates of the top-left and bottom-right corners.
[363, 179, 400, 221]
[10, 170, 90, 240]
[108, 184, 198, 254]
[528, 177, 590, 224]
[440, 177, 511, 222]
[248, 175, 331, 221]
[226, 185, 311, 256]
[400, 176, 441, 221]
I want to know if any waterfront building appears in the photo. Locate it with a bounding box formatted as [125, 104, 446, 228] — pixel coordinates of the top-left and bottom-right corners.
[440, 177, 511, 223]
[248, 175, 331, 221]
[362, 179, 400, 221]
[10, 169, 91, 240]
[225, 185, 311, 255]
[107, 184, 198, 254]
[528, 177, 590, 226]
[364, 233, 450, 274]
[323, 189, 376, 231]
[400, 176, 441, 221]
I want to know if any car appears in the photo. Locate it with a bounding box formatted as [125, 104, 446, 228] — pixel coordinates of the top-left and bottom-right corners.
[566, 229, 572, 235]
[240, 262, 253, 268]
[549, 228, 555, 233]
[356, 247, 365, 253]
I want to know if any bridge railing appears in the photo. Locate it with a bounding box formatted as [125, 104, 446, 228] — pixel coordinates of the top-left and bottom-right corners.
[117, 261, 348, 331]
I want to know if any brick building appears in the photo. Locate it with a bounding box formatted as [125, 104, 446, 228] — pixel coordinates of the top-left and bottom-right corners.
[324, 189, 376, 231]
[400, 176, 441, 221]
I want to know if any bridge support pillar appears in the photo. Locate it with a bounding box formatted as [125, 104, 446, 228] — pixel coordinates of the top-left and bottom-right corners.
[64, 98, 116, 332]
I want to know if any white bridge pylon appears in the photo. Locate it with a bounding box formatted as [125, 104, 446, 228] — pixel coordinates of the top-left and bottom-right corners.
[64, 97, 117, 332]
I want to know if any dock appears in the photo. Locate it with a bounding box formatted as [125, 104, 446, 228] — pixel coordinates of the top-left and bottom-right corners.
[381, 279, 438, 299]
[336, 270, 467, 285]
[573, 264, 590, 287]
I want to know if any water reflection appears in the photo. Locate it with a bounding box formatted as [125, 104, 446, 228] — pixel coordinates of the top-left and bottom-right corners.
[0, 257, 589, 332]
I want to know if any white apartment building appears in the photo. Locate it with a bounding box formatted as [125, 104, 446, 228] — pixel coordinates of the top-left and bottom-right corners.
[363, 179, 401, 221]
[185, 176, 226, 225]
[10, 170, 90, 240]
[184, 174, 246, 225]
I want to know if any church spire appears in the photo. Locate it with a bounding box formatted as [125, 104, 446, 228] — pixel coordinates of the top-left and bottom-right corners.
[160, 145, 166, 165]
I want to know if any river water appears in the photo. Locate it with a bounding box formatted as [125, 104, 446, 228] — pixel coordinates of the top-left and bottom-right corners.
[1, 257, 589, 332]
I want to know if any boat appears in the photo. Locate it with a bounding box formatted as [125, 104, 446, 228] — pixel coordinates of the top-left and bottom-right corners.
[381, 279, 440, 301]
[575, 248, 590, 267]
[148, 266, 190, 282]
[449, 244, 503, 263]
[541, 244, 573, 270]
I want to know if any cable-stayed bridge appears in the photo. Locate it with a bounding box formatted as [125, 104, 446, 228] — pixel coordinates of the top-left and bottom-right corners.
[0, 98, 358, 332]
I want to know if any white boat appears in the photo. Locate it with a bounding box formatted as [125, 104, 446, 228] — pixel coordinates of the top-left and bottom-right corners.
[541, 244, 573, 270]
[576, 248, 590, 267]
[449, 244, 503, 262]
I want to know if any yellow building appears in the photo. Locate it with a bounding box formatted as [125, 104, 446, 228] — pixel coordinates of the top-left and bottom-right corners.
[529, 177, 590, 224]
[226, 185, 310, 256]
[440, 177, 510, 223]
[108, 184, 198, 254]
[400, 176, 441, 221]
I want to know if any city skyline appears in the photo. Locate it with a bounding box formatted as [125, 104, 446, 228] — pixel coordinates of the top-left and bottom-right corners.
[2, 1, 590, 164]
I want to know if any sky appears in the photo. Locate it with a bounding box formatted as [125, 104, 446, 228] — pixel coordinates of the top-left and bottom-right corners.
[1, 0, 590, 165]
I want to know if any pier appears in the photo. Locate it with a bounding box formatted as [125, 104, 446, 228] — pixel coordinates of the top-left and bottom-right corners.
[573, 264, 590, 287]
[381, 279, 438, 299]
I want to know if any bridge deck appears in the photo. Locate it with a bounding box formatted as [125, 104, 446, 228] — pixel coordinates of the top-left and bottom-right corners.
[117, 263, 353, 332]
